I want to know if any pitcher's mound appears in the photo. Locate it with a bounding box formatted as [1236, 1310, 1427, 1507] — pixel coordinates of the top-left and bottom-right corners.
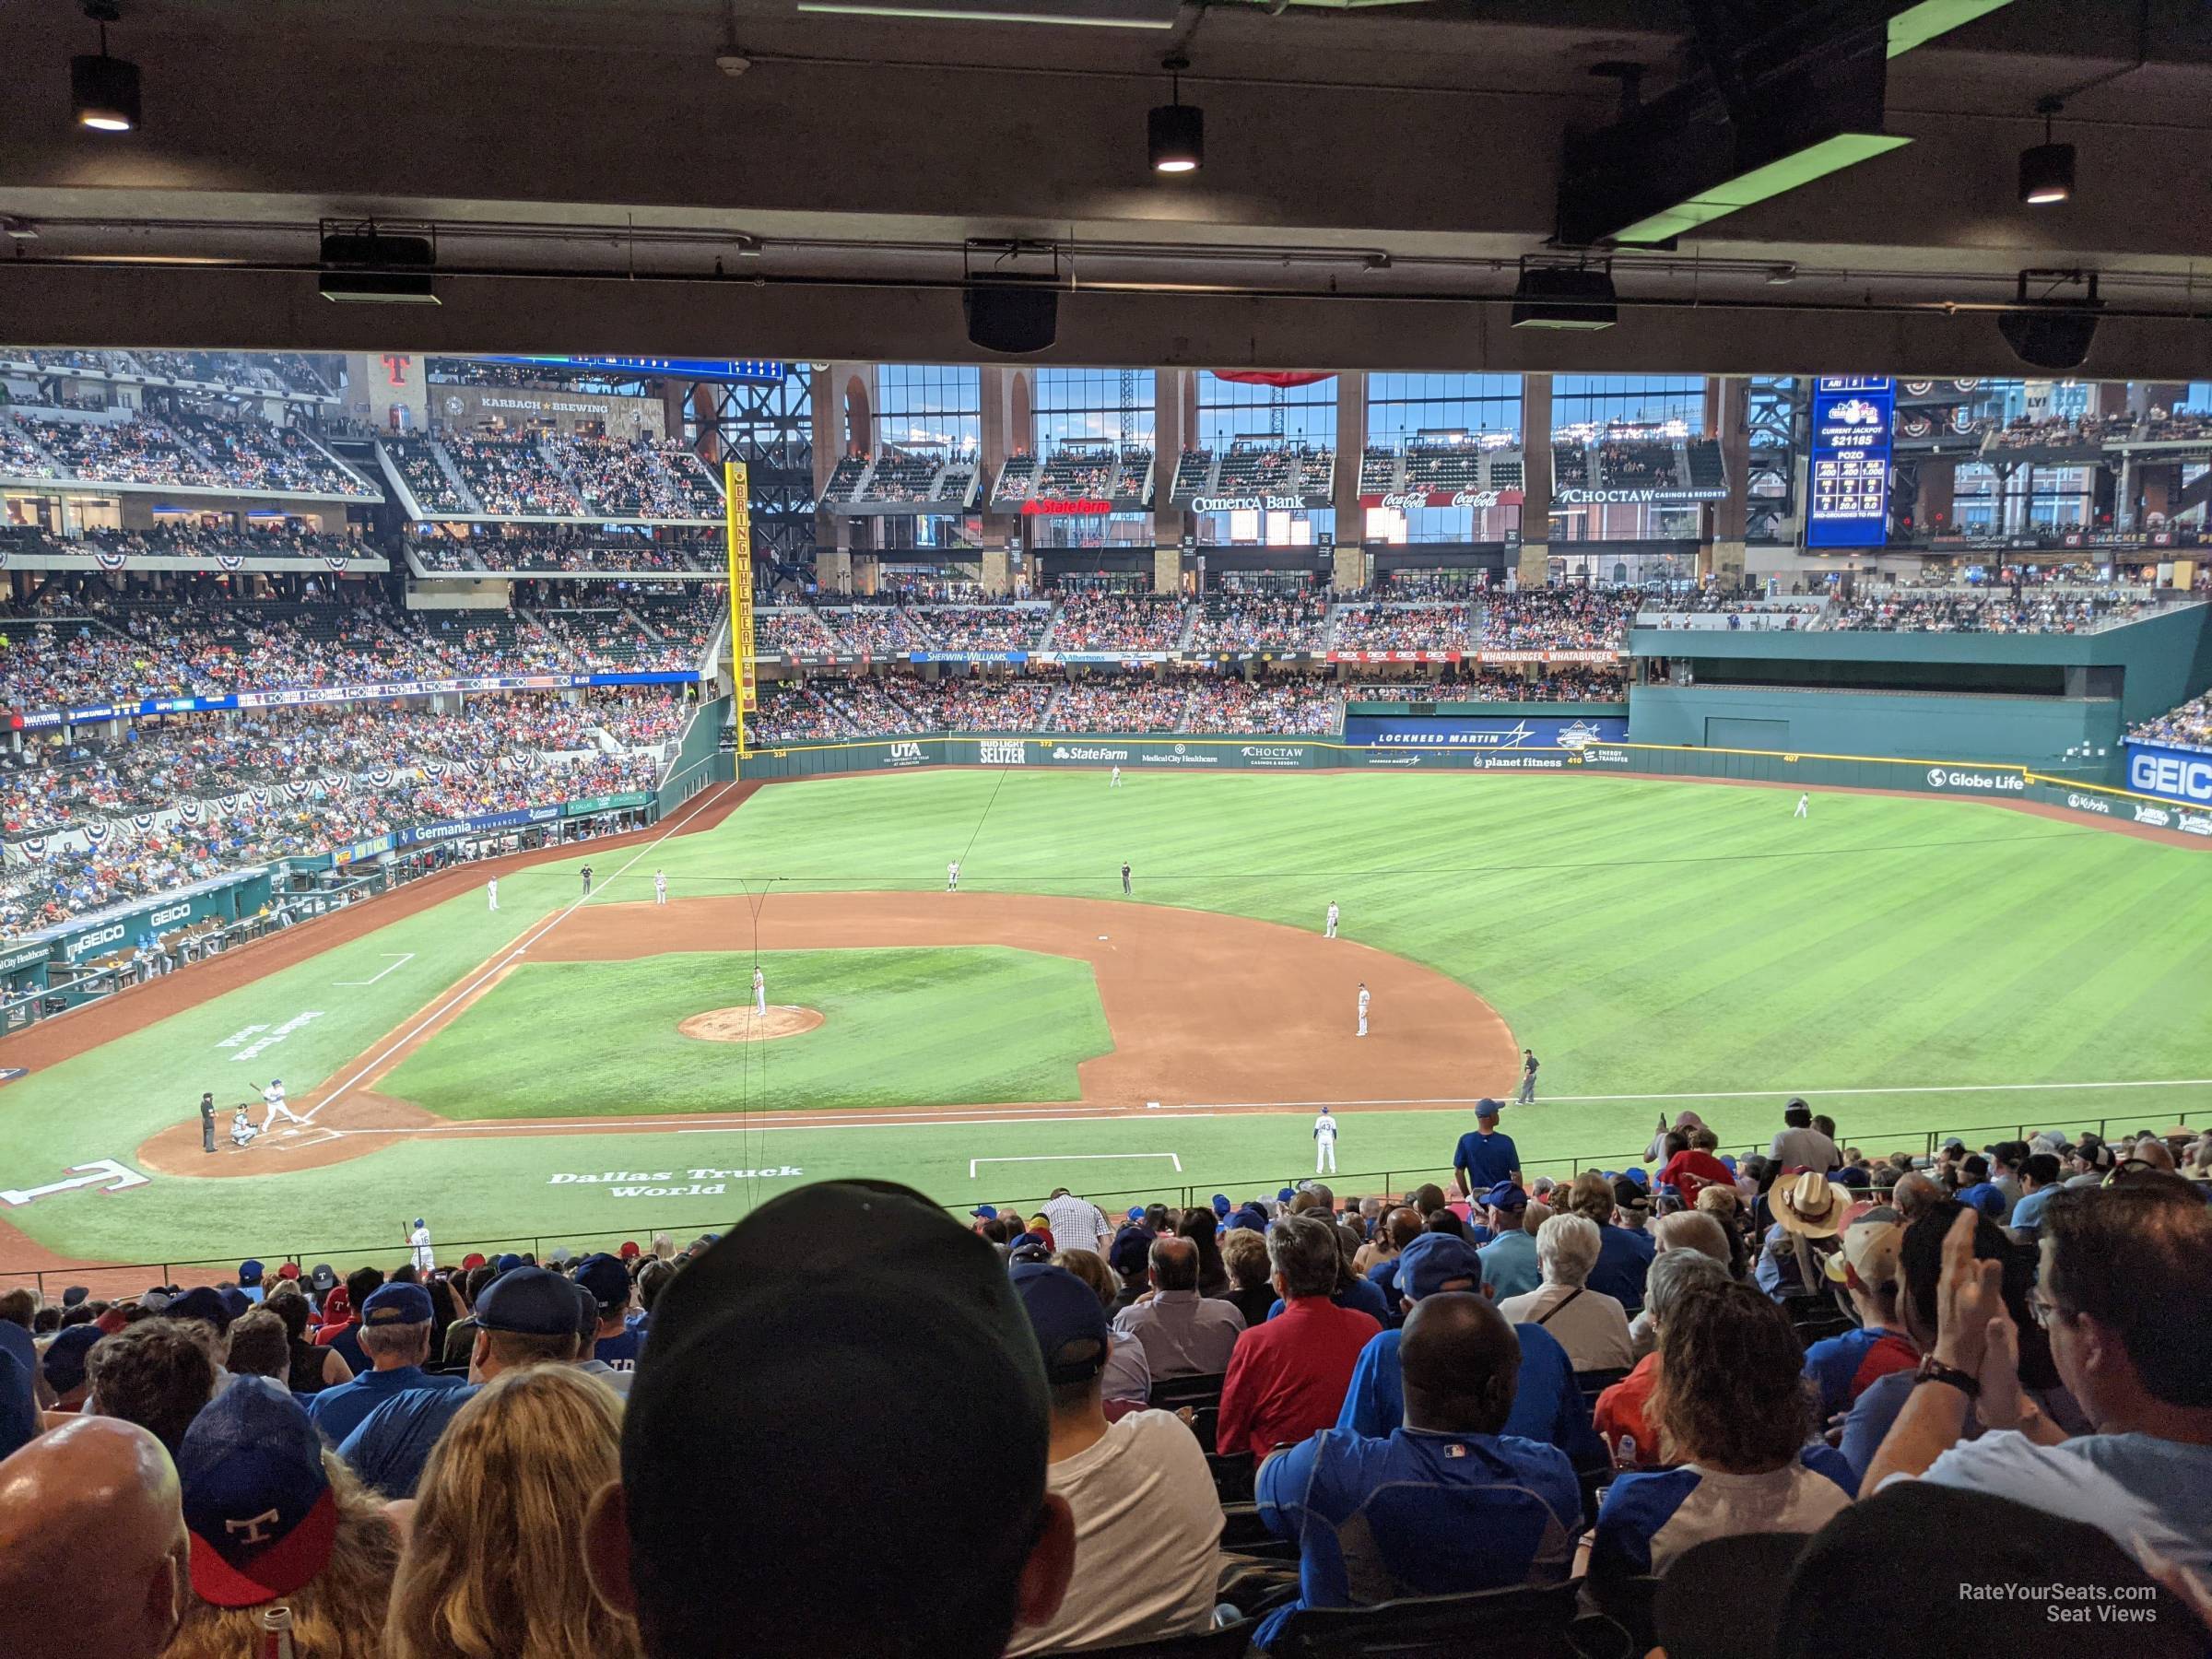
[677, 1005, 825, 1043]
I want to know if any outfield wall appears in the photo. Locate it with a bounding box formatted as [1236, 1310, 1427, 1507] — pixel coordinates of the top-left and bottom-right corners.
[735, 729, 2212, 840]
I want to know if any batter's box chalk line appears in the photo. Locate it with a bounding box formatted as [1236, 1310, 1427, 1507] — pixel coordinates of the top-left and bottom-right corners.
[969, 1151, 1183, 1179]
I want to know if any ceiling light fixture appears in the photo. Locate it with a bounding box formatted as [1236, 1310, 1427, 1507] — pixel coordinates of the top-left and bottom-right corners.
[1766, 264, 1796, 285]
[1148, 56, 1202, 175]
[1511, 263, 1618, 331]
[70, 3, 140, 134]
[2019, 96, 2075, 206]
[794, 0, 1178, 27]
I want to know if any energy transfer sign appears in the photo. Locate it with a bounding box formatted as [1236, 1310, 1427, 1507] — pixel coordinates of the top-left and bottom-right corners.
[1807, 377, 1895, 548]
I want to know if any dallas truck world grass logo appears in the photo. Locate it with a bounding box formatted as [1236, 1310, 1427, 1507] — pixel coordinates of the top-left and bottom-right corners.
[549, 1166, 804, 1198]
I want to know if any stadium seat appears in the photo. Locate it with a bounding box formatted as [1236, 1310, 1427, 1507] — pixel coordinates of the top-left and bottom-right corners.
[1150, 1371, 1227, 1454]
[1580, 1572, 1663, 1658]
[1573, 1367, 1630, 1412]
[1207, 1451, 1256, 1503]
[1265, 1580, 1584, 1659]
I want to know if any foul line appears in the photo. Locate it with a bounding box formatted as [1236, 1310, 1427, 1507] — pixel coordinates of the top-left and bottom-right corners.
[971, 1151, 1183, 1178]
[334, 953, 414, 988]
[304, 784, 734, 1125]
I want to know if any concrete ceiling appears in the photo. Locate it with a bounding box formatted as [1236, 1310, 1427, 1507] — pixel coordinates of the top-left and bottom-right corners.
[5, 0, 2212, 374]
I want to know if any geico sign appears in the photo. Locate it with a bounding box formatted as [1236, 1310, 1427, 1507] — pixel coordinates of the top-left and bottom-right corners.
[2128, 752, 2212, 804]
[1924, 768, 2026, 793]
[148, 900, 193, 927]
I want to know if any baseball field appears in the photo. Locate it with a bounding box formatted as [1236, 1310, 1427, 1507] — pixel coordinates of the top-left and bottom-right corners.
[4, 766, 2210, 1285]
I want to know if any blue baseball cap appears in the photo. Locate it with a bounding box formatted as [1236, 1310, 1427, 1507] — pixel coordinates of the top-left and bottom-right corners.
[1126, 1206, 1145, 1221]
[179, 1377, 336, 1607]
[495, 1253, 524, 1273]
[1623, 1168, 1649, 1188]
[474, 1265, 584, 1336]
[1481, 1182, 1528, 1213]
[1108, 1224, 1154, 1279]
[574, 1253, 632, 1313]
[41, 1324, 105, 1394]
[237, 1260, 265, 1286]
[1396, 1232, 1487, 1301]
[169, 1286, 234, 1335]
[1210, 1194, 1231, 1218]
[1009, 1263, 1111, 1385]
[218, 1288, 252, 1323]
[1476, 1099, 1503, 1119]
[969, 1205, 997, 1220]
[360, 1281, 433, 1327]
[1277, 1187, 1296, 1203]
[1719, 1155, 1738, 1173]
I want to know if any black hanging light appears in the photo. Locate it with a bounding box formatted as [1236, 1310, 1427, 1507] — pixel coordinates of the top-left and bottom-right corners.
[2019, 96, 2074, 206]
[71, 3, 140, 133]
[1148, 56, 1202, 175]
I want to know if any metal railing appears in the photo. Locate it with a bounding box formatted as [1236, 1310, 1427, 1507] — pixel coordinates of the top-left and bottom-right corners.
[6, 1110, 2198, 1298]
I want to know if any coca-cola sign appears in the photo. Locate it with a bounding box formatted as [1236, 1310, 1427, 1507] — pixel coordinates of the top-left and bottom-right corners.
[1361, 488, 1524, 512]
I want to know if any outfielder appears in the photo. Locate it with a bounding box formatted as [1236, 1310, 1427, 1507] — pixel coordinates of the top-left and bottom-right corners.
[1356, 982, 1371, 1038]
[259, 1077, 306, 1131]
[1313, 1108, 1339, 1174]
[1324, 900, 1339, 939]
[753, 965, 768, 1017]
[1121, 861, 1132, 896]
[487, 877, 498, 912]
[1794, 793, 1809, 819]
[654, 869, 668, 905]
[1111, 765, 1123, 789]
[947, 860, 960, 892]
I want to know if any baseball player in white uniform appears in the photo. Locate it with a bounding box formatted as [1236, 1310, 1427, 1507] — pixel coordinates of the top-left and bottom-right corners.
[1794, 793, 1809, 819]
[1356, 983, 1371, 1038]
[259, 1078, 305, 1130]
[1110, 765, 1122, 789]
[1313, 1109, 1339, 1174]
[947, 860, 960, 892]
[1324, 900, 1339, 939]
[487, 877, 498, 912]
[753, 965, 768, 1017]
[654, 869, 668, 905]
[408, 1218, 436, 1275]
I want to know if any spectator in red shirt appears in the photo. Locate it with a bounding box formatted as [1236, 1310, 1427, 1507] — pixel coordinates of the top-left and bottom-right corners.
[1594, 1249, 1732, 1468]
[1660, 1126, 1736, 1206]
[1216, 1215, 1380, 1461]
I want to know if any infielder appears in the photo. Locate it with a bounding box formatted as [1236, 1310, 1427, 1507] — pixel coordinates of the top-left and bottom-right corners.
[752, 965, 767, 1017]
[487, 877, 499, 912]
[259, 1077, 306, 1131]
[1110, 765, 1123, 789]
[1794, 793, 1809, 819]
[1313, 1108, 1339, 1174]
[408, 1218, 436, 1275]
[580, 864, 594, 896]
[654, 869, 668, 905]
[947, 860, 960, 892]
[1121, 861, 1132, 896]
[1324, 900, 1339, 939]
[1356, 982, 1371, 1038]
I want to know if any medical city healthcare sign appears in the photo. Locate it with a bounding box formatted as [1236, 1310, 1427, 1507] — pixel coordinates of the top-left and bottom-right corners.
[2124, 739, 2212, 807]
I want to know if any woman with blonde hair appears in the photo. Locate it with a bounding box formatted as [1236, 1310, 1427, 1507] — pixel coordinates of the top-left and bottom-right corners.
[386, 1365, 641, 1659]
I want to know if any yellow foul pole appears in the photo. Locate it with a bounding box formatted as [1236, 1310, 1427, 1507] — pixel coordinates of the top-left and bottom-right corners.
[723, 460, 755, 759]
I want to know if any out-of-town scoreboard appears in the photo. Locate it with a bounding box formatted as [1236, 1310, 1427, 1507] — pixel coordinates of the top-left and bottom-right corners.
[1807, 376, 1896, 548]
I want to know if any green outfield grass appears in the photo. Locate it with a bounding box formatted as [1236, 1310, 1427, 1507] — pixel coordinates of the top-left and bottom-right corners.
[3, 769, 2209, 1273]
[380, 947, 1112, 1118]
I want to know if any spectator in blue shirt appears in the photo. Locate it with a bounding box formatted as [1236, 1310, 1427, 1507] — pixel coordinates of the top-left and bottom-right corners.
[2004, 1152, 2065, 1242]
[1255, 1290, 1580, 1648]
[305, 1282, 464, 1446]
[1336, 1231, 1606, 1467]
[1952, 1154, 2008, 1222]
[574, 1253, 645, 1373]
[1451, 1100, 1520, 1197]
[1476, 1183, 1543, 1300]
[337, 1266, 583, 1499]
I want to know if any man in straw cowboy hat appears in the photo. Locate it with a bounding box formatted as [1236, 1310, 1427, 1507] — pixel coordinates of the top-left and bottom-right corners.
[1756, 1171, 1849, 1300]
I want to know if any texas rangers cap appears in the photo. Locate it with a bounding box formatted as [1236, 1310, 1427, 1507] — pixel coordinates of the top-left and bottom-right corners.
[60, 1285, 88, 1307]
[1108, 1224, 1154, 1279]
[1396, 1232, 1486, 1301]
[308, 1263, 337, 1292]
[970, 1205, 997, 1220]
[473, 1266, 584, 1337]
[1481, 1182, 1528, 1213]
[41, 1324, 104, 1394]
[179, 1377, 337, 1607]
[1476, 1098, 1503, 1119]
[237, 1260, 265, 1286]
[168, 1286, 235, 1335]
[359, 1281, 433, 1326]
[1210, 1194, 1231, 1218]
[1010, 1262, 1111, 1385]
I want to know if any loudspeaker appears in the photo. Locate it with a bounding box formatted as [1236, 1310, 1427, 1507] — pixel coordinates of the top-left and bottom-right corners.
[1997, 307, 2099, 371]
[964, 278, 1058, 355]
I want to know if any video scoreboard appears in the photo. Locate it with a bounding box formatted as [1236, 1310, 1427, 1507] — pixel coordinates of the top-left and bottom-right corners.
[1807, 376, 1895, 548]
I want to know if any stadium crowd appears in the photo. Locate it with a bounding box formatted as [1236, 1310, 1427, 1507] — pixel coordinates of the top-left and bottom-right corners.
[1815, 589, 2150, 634]
[1329, 603, 1472, 653]
[2, 1110, 2205, 1659]
[2130, 691, 2212, 753]
[1479, 588, 1641, 651]
[1049, 593, 1188, 652]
